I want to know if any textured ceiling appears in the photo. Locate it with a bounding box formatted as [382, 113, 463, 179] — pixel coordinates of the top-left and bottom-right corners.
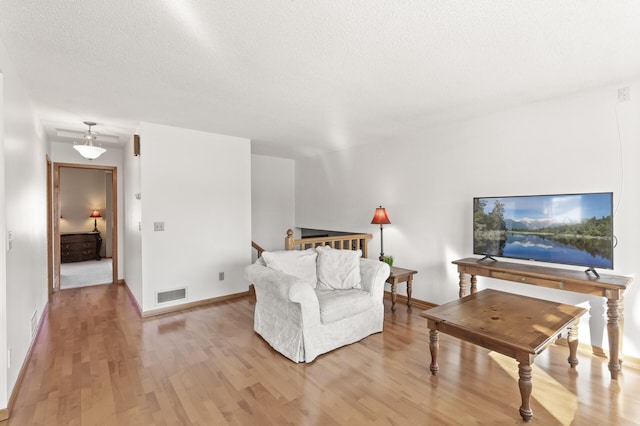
[1, 1, 639, 158]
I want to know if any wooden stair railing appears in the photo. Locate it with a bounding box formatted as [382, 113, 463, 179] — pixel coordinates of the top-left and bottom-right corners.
[284, 229, 372, 258]
[249, 241, 266, 297]
[251, 241, 265, 259]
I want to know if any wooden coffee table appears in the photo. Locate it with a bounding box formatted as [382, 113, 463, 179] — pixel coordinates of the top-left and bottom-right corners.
[420, 289, 587, 422]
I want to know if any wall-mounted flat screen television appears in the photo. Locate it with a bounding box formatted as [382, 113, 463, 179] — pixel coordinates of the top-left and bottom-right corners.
[473, 192, 613, 271]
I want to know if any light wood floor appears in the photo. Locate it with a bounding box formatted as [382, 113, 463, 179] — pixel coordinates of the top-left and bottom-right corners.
[3, 284, 640, 425]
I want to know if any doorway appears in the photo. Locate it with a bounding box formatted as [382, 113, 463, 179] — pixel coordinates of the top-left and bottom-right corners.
[52, 162, 118, 292]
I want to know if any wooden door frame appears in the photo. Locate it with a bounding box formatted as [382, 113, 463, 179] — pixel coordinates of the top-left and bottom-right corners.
[52, 162, 118, 291]
[46, 156, 53, 294]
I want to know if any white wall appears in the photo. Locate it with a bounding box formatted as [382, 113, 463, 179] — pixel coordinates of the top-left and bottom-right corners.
[137, 122, 251, 312]
[59, 168, 108, 233]
[296, 80, 640, 359]
[123, 133, 142, 307]
[0, 55, 6, 413]
[51, 142, 125, 278]
[0, 40, 49, 409]
[251, 154, 295, 259]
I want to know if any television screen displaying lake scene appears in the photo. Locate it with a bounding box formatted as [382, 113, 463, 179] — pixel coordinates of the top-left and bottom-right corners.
[473, 192, 613, 269]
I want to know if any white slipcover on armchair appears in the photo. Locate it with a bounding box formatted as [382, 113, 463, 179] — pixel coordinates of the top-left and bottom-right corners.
[245, 246, 390, 363]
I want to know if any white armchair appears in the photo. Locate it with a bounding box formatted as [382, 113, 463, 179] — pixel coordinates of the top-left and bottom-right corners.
[245, 249, 390, 363]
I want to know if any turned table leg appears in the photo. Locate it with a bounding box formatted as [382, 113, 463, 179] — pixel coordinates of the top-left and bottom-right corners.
[618, 293, 625, 366]
[458, 272, 467, 298]
[429, 329, 439, 375]
[518, 362, 533, 422]
[567, 323, 579, 368]
[391, 281, 398, 312]
[606, 296, 621, 379]
[406, 275, 413, 308]
[470, 274, 477, 294]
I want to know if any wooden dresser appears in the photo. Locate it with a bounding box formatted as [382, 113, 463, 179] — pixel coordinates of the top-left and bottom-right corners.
[60, 232, 102, 263]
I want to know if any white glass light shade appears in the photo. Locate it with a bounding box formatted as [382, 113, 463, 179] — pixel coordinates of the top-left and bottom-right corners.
[73, 143, 106, 160]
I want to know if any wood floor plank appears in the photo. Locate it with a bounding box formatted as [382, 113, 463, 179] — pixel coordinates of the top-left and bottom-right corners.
[3, 283, 640, 425]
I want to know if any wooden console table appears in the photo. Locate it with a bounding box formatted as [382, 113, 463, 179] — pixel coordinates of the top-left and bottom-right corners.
[452, 257, 632, 379]
[421, 289, 587, 422]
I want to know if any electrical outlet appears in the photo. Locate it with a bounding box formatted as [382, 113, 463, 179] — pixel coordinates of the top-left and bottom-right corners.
[154, 222, 165, 232]
[219, 272, 225, 281]
[618, 86, 630, 102]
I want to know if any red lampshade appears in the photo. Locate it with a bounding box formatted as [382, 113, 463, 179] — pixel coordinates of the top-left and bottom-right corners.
[89, 209, 102, 218]
[371, 206, 391, 225]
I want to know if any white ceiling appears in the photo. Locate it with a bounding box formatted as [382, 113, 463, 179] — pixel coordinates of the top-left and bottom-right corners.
[1, 1, 639, 158]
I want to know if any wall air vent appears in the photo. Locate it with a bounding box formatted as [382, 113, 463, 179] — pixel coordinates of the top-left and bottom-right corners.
[156, 287, 187, 304]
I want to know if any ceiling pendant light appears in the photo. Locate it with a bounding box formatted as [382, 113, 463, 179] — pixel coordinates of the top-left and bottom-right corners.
[73, 121, 106, 160]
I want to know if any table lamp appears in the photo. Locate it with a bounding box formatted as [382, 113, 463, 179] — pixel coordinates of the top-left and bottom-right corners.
[90, 209, 102, 232]
[371, 206, 391, 261]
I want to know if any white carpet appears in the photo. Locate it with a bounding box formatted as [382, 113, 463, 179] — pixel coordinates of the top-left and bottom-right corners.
[60, 259, 113, 289]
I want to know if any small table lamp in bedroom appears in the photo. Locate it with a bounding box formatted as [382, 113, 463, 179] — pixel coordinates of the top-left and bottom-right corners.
[371, 206, 391, 261]
[90, 209, 102, 232]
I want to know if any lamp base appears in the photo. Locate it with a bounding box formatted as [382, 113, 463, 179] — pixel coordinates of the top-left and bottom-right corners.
[379, 225, 385, 262]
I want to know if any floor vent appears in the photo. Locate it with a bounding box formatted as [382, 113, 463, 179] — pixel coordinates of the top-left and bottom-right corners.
[156, 288, 187, 304]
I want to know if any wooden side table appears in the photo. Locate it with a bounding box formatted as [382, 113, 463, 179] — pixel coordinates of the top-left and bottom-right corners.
[386, 266, 418, 312]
